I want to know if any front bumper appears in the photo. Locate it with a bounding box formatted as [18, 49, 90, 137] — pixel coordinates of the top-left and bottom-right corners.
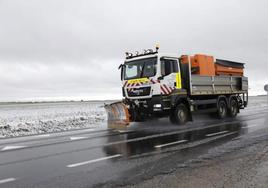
[125, 95, 171, 114]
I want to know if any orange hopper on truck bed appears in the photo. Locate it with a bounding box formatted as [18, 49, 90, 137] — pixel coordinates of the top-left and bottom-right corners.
[181, 54, 215, 76]
[180, 54, 244, 76]
[215, 59, 244, 76]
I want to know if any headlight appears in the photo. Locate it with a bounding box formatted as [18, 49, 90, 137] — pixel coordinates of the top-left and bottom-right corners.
[153, 104, 162, 108]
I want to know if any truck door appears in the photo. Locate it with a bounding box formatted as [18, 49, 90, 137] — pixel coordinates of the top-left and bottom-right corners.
[160, 57, 181, 95]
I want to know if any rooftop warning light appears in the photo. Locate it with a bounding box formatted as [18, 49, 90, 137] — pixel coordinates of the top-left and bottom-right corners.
[125, 45, 159, 59]
[156, 44, 160, 52]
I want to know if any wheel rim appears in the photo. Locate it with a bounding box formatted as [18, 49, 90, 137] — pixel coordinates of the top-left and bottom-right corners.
[231, 101, 237, 115]
[177, 109, 186, 122]
[219, 102, 226, 116]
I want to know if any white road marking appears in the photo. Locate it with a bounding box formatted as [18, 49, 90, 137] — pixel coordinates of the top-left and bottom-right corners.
[67, 154, 122, 168]
[206, 131, 229, 137]
[154, 140, 188, 148]
[242, 124, 262, 129]
[38, 134, 50, 137]
[32, 134, 50, 138]
[0, 178, 16, 184]
[70, 136, 87, 141]
[1, 145, 27, 151]
[84, 128, 94, 131]
[117, 130, 133, 133]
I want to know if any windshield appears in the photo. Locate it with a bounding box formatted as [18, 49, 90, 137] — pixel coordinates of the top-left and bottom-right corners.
[124, 57, 157, 80]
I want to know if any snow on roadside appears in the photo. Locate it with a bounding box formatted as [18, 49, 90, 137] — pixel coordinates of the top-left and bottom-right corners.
[0, 101, 107, 138]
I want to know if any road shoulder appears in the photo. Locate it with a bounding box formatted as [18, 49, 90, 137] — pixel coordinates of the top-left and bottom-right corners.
[125, 129, 268, 188]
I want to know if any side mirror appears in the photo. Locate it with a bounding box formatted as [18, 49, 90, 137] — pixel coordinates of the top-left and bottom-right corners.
[119, 64, 125, 80]
[158, 76, 164, 80]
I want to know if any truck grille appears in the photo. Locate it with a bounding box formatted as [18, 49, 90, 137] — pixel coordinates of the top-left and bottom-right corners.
[127, 87, 151, 97]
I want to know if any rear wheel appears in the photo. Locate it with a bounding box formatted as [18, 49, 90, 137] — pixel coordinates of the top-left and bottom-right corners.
[170, 103, 189, 125]
[228, 99, 238, 117]
[216, 100, 227, 119]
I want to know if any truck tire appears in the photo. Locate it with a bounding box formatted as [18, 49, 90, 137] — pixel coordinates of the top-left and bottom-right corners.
[170, 103, 189, 125]
[216, 100, 227, 119]
[228, 99, 238, 118]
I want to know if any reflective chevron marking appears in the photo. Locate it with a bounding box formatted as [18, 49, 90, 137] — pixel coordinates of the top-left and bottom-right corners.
[161, 84, 174, 95]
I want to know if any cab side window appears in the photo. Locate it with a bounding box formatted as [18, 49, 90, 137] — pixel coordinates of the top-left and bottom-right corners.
[161, 58, 178, 76]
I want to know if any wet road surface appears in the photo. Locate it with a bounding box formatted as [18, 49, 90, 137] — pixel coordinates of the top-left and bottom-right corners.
[0, 104, 267, 188]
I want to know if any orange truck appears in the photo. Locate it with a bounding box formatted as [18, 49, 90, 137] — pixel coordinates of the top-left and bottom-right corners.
[105, 46, 248, 125]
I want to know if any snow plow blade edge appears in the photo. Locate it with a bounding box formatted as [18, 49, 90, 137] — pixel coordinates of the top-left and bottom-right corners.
[104, 102, 131, 127]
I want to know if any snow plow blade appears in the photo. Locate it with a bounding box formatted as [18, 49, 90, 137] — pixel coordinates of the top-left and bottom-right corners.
[104, 101, 131, 128]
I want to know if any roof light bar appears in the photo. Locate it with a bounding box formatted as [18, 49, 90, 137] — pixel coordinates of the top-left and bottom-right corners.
[125, 45, 160, 59]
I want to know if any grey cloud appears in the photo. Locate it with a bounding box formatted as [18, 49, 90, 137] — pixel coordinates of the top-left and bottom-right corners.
[0, 0, 268, 101]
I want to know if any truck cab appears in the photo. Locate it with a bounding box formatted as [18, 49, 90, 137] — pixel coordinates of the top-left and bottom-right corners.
[122, 53, 182, 99]
[121, 50, 187, 121]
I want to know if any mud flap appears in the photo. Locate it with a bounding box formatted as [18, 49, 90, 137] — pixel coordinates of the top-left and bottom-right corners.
[104, 101, 131, 128]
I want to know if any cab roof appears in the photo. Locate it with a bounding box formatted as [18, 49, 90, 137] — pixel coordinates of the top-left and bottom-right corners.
[124, 53, 180, 62]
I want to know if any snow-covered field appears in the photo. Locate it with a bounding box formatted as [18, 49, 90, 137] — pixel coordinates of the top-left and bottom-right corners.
[0, 101, 107, 137]
[0, 96, 267, 138]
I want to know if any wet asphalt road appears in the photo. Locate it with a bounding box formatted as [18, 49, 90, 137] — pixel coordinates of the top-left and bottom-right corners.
[0, 104, 267, 188]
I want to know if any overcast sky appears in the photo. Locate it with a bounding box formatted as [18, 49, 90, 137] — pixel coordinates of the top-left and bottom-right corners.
[0, 0, 267, 101]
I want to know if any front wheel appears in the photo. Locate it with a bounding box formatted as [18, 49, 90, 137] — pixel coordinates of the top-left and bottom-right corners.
[170, 103, 189, 125]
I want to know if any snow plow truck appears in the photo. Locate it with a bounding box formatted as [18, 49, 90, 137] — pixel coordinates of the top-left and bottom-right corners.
[105, 45, 248, 126]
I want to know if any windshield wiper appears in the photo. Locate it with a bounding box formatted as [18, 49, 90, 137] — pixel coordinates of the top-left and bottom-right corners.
[139, 63, 146, 78]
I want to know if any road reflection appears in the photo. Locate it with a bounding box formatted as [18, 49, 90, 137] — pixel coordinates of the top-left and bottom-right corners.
[103, 120, 245, 157]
